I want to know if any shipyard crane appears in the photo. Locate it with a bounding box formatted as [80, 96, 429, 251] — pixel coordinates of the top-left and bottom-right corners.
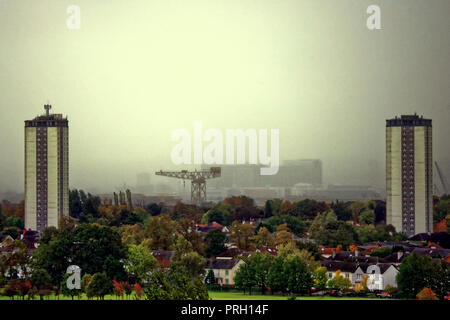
[155, 167, 221, 205]
[435, 161, 449, 195]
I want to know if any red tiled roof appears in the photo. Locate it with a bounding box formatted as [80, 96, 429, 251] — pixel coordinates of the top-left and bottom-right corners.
[319, 246, 335, 255]
[210, 222, 224, 228]
[425, 241, 443, 249]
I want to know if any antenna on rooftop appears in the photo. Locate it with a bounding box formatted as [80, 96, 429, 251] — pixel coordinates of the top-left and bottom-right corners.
[44, 103, 52, 116]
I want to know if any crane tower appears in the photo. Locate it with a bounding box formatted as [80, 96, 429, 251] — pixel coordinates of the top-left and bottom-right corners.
[155, 167, 221, 204]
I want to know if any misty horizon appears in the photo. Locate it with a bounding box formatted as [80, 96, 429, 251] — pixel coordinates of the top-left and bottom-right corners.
[1, 1, 450, 195]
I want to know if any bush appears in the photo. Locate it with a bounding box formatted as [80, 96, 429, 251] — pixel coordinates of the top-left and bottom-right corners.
[416, 288, 438, 300]
[287, 293, 296, 300]
[2, 280, 19, 299]
[384, 285, 397, 295]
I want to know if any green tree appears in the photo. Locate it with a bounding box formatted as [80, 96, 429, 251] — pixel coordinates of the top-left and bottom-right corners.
[313, 266, 328, 290]
[145, 203, 162, 216]
[264, 199, 282, 218]
[4, 217, 24, 229]
[374, 201, 386, 224]
[252, 226, 274, 249]
[145, 269, 209, 300]
[40, 226, 60, 245]
[71, 223, 127, 280]
[234, 262, 257, 295]
[327, 270, 352, 290]
[267, 253, 313, 294]
[202, 203, 233, 226]
[81, 273, 93, 294]
[283, 255, 313, 294]
[312, 220, 357, 248]
[369, 247, 392, 258]
[308, 211, 336, 239]
[86, 273, 113, 300]
[355, 224, 379, 243]
[32, 223, 127, 284]
[434, 198, 450, 223]
[69, 189, 83, 219]
[265, 215, 306, 237]
[267, 256, 285, 293]
[205, 269, 216, 286]
[30, 268, 53, 300]
[358, 209, 375, 225]
[295, 241, 321, 261]
[330, 200, 352, 221]
[248, 253, 274, 294]
[1, 226, 20, 239]
[349, 201, 366, 224]
[171, 235, 206, 278]
[205, 229, 227, 258]
[144, 216, 176, 250]
[177, 218, 206, 255]
[229, 221, 254, 251]
[121, 224, 145, 245]
[2, 240, 30, 279]
[124, 244, 158, 282]
[170, 202, 203, 221]
[113, 192, 119, 206]
[291, 199, 329, 220]
[126, 189, 133, 211]
[223, 196, 259, 221]
[397, 252, 450, 299]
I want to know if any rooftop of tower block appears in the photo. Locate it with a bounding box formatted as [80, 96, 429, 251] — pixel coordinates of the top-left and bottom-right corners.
[24, 104, 68, 127]
[386, 114, 432, 127]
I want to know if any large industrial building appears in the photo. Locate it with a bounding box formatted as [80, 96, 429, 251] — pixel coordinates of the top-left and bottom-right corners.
[202, 159, 322, 189]
[386, 114, 433, 236]
[24, 105, 69, 232]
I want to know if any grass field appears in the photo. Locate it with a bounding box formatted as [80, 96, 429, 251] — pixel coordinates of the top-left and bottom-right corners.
[0, 292, 385, 300]
[208, 291, 384, 300]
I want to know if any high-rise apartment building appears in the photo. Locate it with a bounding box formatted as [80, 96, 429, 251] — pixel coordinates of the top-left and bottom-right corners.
[24, 105, 69, 232]
[386, 114, 432, 236]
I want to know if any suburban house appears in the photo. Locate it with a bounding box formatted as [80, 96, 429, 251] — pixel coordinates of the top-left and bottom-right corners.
[205, 258, 244, 286]
[365, 264, 399, 291]
[216, 247, 252, 259]
[196, 222, 230, 234]
[0, 234, 14, 248]
[320, 260, 399, 290]
[320, 249, 400, 290]
[150, 249, 174, 268]
[320, 261, 366, 285]
[319, 246, 335, 259]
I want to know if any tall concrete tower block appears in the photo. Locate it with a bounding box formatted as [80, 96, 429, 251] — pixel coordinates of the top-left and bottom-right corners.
[25, 105, 69, 232]
[386, 115, 432, 236]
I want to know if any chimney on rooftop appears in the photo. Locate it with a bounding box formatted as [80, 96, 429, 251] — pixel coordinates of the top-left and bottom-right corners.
[397, 251, 404, 261]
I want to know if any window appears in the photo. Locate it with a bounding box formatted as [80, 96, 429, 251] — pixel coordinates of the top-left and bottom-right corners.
[328, 273, 332, 279]
[345, 273, 349, 278]
[225, 270, 229, 276]
[225, 279, 229, 284]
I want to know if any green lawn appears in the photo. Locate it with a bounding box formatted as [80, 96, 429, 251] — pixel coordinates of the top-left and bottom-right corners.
[0, 293, 129, 300]
[208, 291, 385, 300]
[0, 292, 384, 301]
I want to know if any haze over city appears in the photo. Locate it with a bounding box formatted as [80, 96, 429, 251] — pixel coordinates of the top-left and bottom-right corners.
[1, 0, 449, 194]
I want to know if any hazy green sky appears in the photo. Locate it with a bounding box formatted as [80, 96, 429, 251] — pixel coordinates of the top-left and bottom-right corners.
[0, 0, 449, 193]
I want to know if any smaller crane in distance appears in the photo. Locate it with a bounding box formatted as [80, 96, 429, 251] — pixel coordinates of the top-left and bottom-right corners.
[155, 167, 221, 205]
[435, 161, 449, 195]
